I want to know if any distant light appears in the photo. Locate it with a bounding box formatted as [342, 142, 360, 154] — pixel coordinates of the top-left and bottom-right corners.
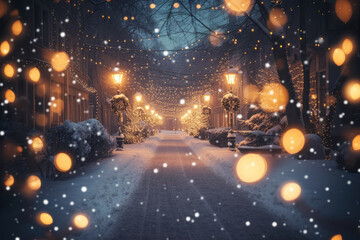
[154, 28, 159, 33]
[237, 114, 243, 119]
[150, 3, 156, 9]
[60, 32, 66, 38]
[265, 62, 271, 68]
[173, 2, 180, 8]
[196, 4, 201, 9]
[180, 99, 185, 104]
[73, 214, 89, 229]
[163, 51, 169, 56]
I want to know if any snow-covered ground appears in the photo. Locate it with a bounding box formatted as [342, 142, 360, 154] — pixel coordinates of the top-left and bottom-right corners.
[185, 135, 360, 239]
[0, 136, 158, 240]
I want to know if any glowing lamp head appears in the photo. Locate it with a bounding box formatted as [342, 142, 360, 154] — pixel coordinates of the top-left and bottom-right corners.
[73, 214, 89, 229]
[280, 182, 301, 201]
[281, 128, 305, 154]
[112, 72, 123, 86]
[151, 110, 155, 114]
[204, 92, 211, 102]
[54, 153, 72, 172]
[225, 67, 237, 85]
[236, 154, 267, 183]
[135, 92, 142, 102]
[145, 105, 150, 110]
[193, 104, 198, 109]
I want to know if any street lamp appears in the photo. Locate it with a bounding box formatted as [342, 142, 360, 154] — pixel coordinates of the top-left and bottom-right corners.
[112, 72, 123, 93]
[225, 67, 237, 93]
[135, 92, 142, 103]
[204, 92, 211, 103]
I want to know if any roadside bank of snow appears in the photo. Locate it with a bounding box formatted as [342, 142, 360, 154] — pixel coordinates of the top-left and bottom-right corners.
[185, 136, 360, 239]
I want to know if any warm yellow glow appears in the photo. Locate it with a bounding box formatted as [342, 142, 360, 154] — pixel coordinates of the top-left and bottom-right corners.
[135, 92, 142, 102]
[12, 20, 23, 36]
[204, 92, 211, 102]
[225, 73, 236, 85]
[27, 175, 41, 191]
[331, 234, 343, 240]
[32, 137, 44, 152]
[196, 4, 201, 9]
[243, 84, 259, 104]
[282, 128, 305, 154]
[335, 0, 352, 24]
[51, 52, 70, 72]
[149, 3, 156, 9]
[145, 105, 150, 110]
[4, 174, 14, 187]
[73, 214, 89, 229]
[352, 135, 360, 151]
[193, 104, 198, 109]
[269, 8, 287, 30]
[3, 64, 15, 78]
[29, 67, 40, 82]
[236, 154, 267, 183]
[0, 40, 10, 56]
[173, 2, 179, 8]
[112, 72, 123, 85]
[259, 83, 289, 112]
[343, 80, 360, 103]
[54, 153, 72, 172]
[280, 182, 301, 201]
[5, 89, 15, 103]
[332, 48, 346, 66]
[224, 0, 253, 15]
[39, 212, 53, 226]
[342, 38, 354, 55]
[187, 110, 191, 114]
[151, 110, 155, 114]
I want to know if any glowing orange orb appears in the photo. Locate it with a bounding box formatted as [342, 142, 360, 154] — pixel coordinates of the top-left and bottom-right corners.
[224, 0, 253, 15]
[352, 135, 360, 151]
[5, 89, 16, 103]
[4, 174, 14, 187]
[259, 83, 289, 112]
[12, 20, 23, 36]
[39, 212, 53, 225]
[0, 40, 10, 56]
[51, 52, 70, 72]
[282, 128, 305, 154]
[196, 4, 201, 9]
[73, 214, 89, 229]
[280, 182, 301, 201]
[332, 48, 346, 66]
[29, 67, 40, 82]
[32, 137, 44, 152]
[236, 154, 267, 183]
[331, 234, 343, 240]
[335, 0, 352, 24]
[343, 80, 360, 103]
[3, 64, 15, 78]
[173, 2, 180, 8]
[149, 3, 156, 9]
[27, 175, 41, 191]
[54, 152, 72, 172]
[342, 38, 353, 55]
[269, 8, 288, 29]
[243, 84, 259, 104]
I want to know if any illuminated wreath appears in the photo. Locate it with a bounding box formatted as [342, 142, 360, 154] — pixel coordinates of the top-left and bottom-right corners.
[110, 94, 129, 113]
[221, 93, 241, 112]
[202, 106, 212, 115]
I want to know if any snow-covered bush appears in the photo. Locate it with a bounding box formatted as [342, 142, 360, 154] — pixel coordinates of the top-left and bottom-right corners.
[207, 128, 229, 147]
[336, 142, 360, 172]
[45, 119, 115, 166]
[238, 111, 284, 132]
[238, 131, 267, 147]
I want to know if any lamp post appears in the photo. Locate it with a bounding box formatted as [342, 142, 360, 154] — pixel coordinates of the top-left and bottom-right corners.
[203, 92, 211, 128]
[135, 92, 142, 103]
[110, 71, 127, 151]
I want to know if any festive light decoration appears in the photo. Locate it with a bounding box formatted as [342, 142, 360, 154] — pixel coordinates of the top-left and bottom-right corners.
[343, 79, 360, 103]
[236, 154, 267, 183]
[73, 214, 89, 229]
[280, 182, 301, 201]
[3, 63, 15, 78]
[259, 83, 289, 112]
[335, 0, 352, 23]
[5, 89, 15, 103]
[28, 67, 40, 82]
[281, 128, 305, 154]
[38, 212, 53, 226]
[332, 48, 346, 66]
[342, 38, 354, 55]
[4, 174, 14, 187]
[54, 153, 72, 172]
[11, 19, 23, 36]
[31, 137, 44, 152]
[26, 175, 41, 191]
[224, 0, 253, 16]
[352, 135, 360, 151]
[51, 52, 70, 72]
[0, 40, 10, 56]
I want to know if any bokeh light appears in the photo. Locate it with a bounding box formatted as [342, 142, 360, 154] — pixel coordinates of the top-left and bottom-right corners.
[243, 84, 259, 104]
[12, 19, 23, 36]
[38, 212, 53, 226]
[26, 175, 41, 191]
[149, 3, 156, 9]
[35, 113, 48, 127]
[224, 0, 253, 16]
[280, 182, 301, 201]
[31, 137, 44, 152]
[5, 89, 16, 103]
[3, 63, 15, 78]
[332, 48, 346, 66]
[196, 4, 201, 9]
[4, 174, 14, 187]
[28, 67, 41, 82]
[54, 152, 72, 172]
[51, 98, 64, 114]
[335, 0, 352, 24]
[236, 154, 267, 183]
[73, 214, 89, 229]
[268, 8, 288, 30]
[330, 234, 342, 240]
[0, 40, 10, 56]
[259, 83, 289, 112]
[342, 38, 353, 55]
[343, 79, 360, 104]
[352, 135, 360, 151]
[282, 128, 305, 154]
[51, 52, 70, 72]
[173, 2, 179, 8]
